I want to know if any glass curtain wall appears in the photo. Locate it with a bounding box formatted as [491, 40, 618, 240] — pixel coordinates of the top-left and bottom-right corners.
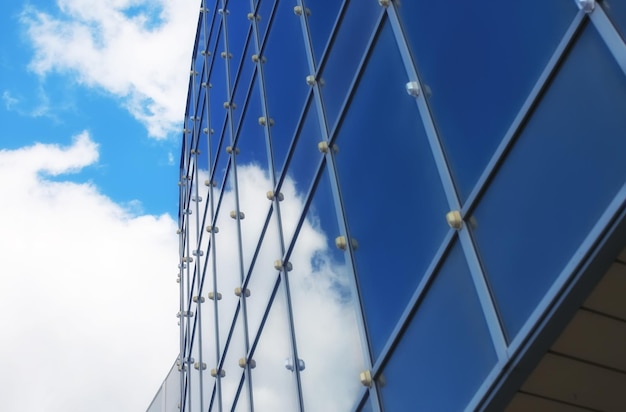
[171, 1, 626, 411]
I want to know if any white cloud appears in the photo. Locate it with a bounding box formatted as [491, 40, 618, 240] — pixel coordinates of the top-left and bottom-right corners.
[21, 0, 199, 138]
[3, 83, 64, 121]
[0, 133, 179, 412]
[2, 90, 19, 110]
[5, 130, 98, 177]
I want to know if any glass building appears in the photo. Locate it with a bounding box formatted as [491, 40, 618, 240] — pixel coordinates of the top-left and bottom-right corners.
[148, 0, 626, 410]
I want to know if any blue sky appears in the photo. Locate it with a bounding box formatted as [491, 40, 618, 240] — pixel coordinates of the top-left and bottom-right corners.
[0, 1, 198, 410]
[0, 1, 192, 216]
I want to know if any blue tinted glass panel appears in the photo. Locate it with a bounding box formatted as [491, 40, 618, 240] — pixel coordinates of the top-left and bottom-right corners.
[288, 165, 365, 411]
[250, 282, 300, 410]
[603, 1, 626, 42]
[233, 40, 255, 131]
[301, 0, 341, 64]
[256, 0, 274, 41]
[194, 15, 207, 83]
[358, 394, 374, 412]
[319, 2, 380, 130]
[200, 57, 222, 170]
[223, 10, 249, 91]
[193, 59, 204, 105]
[233, 78, 272, 271]
[197, 99, 210, 172]
[194, 89, 206, 150]
[471, 25, 626, 340]
[334, 20, 449, 357]
[182, 94, 193, 173]
[211, 138, 229, 193]
[194, 79, 206, 128]
[396, 1, 576, 200]
[209, 38, 228, 150]
[262, 1, 310, 174]
[380, 242, 497, 411]
[280, 100, 323, 246]
[206, 9, 220, 61]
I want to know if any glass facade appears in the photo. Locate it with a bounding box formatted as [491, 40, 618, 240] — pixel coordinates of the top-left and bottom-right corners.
[152, 1, 626, 411]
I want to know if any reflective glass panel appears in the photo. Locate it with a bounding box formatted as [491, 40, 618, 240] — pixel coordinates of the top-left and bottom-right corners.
[280, 99, 323, 246]
[195, 76, 206, 122]
[198, 62, 218, 174]
[471, 25, 626, 340]
[233, 375, 250, 412]
[208, 385, 217, 412]
[319, 1, 380, 130]
[189, 326, 211, 411]
[232, 40, 255, 131]
[184, 356, 203, 412]
[245, 212, 281, 339]
[208, 38, 228, 152]
[334, 20, 449, 357]
[220, 315, 246, 411]
[288, 164, 365, 411]
[193, 60, 204, 113]
[192, 205, 216, 411]
[603, 0, 626, 43]
[182, 95, 193, 173]
[222, 9, 249, 91]
[211, 135, 229, 193]
[256, 0, 274, 41]
[198, 103, 211, 172]
[232, 78, 272, 271]
[194, 15, 207, 90]
[200, 244, 218, 404]
[206, 8, 220, 64]
[396, 1, 577, 200]
[380, 242, 498, 411]
[301, 0, 341, 64]
[250, 283, 300, 410]
[262, 1, 310, 173]
[213, 161, 243, 351]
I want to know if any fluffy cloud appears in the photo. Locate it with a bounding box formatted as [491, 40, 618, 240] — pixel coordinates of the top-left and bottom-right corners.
[21, 0, 199, 138]
[0, 133, 179, 411]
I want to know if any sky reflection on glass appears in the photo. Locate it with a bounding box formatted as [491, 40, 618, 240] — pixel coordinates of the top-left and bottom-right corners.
[396, 0, 576, 201]
[333, 19, 449, 358]
[470, 24, 626, 340]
